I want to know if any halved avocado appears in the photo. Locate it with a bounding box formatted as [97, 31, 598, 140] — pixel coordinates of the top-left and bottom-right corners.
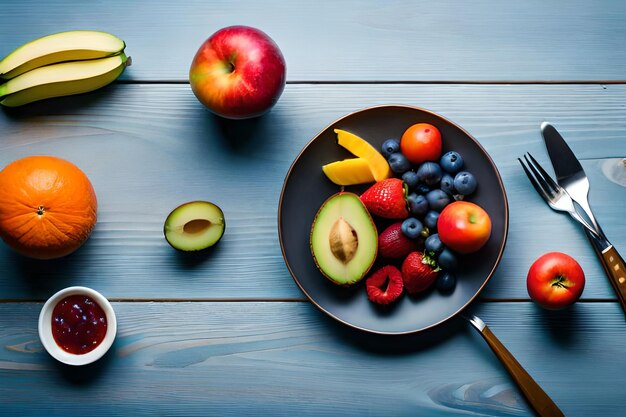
[310, 192, 378, 285]
[164, 201, 225, 251]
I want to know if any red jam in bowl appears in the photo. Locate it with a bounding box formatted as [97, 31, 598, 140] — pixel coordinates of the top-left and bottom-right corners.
[51, 295, 107, 354]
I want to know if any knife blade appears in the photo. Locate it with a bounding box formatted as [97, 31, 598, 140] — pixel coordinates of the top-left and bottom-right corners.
[541, 122, 584, 184]
[540, 122, 606, 239]
[541, 122, 626, 316]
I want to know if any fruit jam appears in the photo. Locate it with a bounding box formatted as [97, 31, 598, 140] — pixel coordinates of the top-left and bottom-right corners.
[51, 295, 107, 354]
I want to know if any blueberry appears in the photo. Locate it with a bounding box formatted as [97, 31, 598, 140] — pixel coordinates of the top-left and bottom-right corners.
[440, 151, 464, 174]
[381, 139, 401, 159]
[416, 183, 431, 194]
[417, 162, 442, 186]
[401, 217, 423, 239]
[436, 272, 457, 293]
[402, 170, 419, 190]
[388, 152, 412, 175]
[453, 171, 477, 195]
[424, 210, 439, 231]
[425, 189, 451, 212]
[424, 233, 444, 255]
[407, 193, 429, 217]
[437, 248, 458, 271]
[440, 173, 455, 195]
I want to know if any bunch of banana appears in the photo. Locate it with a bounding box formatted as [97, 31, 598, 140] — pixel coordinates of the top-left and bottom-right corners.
[0, 30, 130, 107]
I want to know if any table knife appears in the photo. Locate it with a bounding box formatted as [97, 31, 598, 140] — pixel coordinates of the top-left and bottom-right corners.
[541, 122, 626, 315]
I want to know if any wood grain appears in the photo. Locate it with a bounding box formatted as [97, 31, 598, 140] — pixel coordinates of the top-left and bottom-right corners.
[0, 301, 624, 416]
[0, 84, 625, 300]
[1, 0, 626, 82]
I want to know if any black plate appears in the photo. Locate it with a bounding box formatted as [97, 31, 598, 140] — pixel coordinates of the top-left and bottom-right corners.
[278, 105, 508, 335]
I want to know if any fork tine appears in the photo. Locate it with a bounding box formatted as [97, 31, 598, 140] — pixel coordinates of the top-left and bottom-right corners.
[522, 154, 553, 198]
[518, 157, 550, 202]
[525, 153, 559, 195]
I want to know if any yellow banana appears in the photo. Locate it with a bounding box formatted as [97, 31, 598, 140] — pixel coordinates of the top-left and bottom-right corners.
[0, 53, 130, 107]
[0, 30, 126, 80]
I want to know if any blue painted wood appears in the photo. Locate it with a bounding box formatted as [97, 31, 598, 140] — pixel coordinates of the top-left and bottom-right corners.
[1, 1, 626, 81]
[0, 84, 625, 300]
[1, 3, 624, 416]
[0, 301, 624, 416]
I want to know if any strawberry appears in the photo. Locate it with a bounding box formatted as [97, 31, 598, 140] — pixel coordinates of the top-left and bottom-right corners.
[360, 178, 409, 219]
[366, 265, 404, 305]
[401, 251, 439, 295]
[378, 222, 419, 259]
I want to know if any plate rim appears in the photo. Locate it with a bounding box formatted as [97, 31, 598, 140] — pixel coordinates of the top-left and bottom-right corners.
[278, 104, 509, 335]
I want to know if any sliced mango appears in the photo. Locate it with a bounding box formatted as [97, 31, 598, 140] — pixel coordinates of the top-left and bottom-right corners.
[334, 129, 392, 181]
[322, 158, 375, 186]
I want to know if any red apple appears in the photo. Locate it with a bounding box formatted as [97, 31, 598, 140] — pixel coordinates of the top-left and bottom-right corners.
[189, 26, 286, 119]
[438, 201, 492, 254]
[527, 252, 585, 310]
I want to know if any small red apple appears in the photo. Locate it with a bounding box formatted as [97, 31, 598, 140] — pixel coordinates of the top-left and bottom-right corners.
[527, 252, 585, 310]
[189, 25, 286, 119]
[437, 201, 492, 254]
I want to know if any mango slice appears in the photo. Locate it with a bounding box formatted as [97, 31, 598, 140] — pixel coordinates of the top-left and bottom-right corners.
[334, 129, 392, 182]
[322, 158, 375, 186]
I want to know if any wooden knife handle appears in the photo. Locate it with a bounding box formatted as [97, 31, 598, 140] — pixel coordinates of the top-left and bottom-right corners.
[599, 245, 626, 315]
[480, 326, 565, 417]
[585, 229, 626, 316]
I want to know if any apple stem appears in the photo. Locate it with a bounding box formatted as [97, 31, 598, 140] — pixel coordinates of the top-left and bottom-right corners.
[551, 275, 569, 288]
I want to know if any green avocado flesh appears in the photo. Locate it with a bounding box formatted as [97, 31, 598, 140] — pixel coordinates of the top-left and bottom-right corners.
[164, 201, 225, 251]
[310, 192, 378, 285]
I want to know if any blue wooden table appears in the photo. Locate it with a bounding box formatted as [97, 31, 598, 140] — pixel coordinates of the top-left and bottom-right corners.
[2, 1, 626, 416]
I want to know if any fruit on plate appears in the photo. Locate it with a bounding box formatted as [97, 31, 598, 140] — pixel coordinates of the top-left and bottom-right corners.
[360, 178, 409, 219]
[322, 158, 375, 186]
[164, 201, 225, 251]
[0, 31, 126, 80]
[401, 251, 439, 295]
[440, 151, 464, 174]
[453, 171, 477, 196]
[0, 53, 130, 107]
[310, 192, 378, 286]
[438, 201, 491, 254]
[378, 222, 419, 259]
[437, 247, 458, 271]
[189, 25, 286, 119]
[400, 123, 442, 165]
[366, 265, 404, 305]
[436, 271, 457, 293]
[527, 252, 585, 310]
[334, 129, 392, 182]
[0, 156, 97, 259]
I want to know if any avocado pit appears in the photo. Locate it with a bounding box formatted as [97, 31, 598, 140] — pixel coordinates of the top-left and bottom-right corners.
[329, 217, 358, 264]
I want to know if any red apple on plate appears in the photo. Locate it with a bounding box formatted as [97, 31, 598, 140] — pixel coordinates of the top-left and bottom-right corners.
[189, 25, 286, 119]
[527, 252, 585, 310]
[438, 201, 492, 254]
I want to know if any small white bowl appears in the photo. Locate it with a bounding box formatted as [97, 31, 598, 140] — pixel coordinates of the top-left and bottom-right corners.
[39, 286, 117, 366]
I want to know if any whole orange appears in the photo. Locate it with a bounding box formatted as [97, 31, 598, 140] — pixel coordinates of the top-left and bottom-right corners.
[0, 156, 97, 259]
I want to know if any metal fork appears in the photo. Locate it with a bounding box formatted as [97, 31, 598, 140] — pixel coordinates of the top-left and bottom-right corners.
[518, 153, 605, 243]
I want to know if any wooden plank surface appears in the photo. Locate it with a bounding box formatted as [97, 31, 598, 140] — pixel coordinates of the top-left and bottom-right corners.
[1, 0, 626, 82]
[1, 83, 625, 300]
[2, 2, 625, 416]
[1, 301, 624, 416]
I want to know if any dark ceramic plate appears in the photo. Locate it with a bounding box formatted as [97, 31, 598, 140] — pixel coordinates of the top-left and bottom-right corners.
[278, 105, 508, 335]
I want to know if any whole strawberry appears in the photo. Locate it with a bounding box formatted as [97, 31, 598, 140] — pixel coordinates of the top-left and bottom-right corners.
[378, 222, 419, 259]
[360, 178, 409, 219]
[366, 265, 404, 305]
[401, 251, 439, 295]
